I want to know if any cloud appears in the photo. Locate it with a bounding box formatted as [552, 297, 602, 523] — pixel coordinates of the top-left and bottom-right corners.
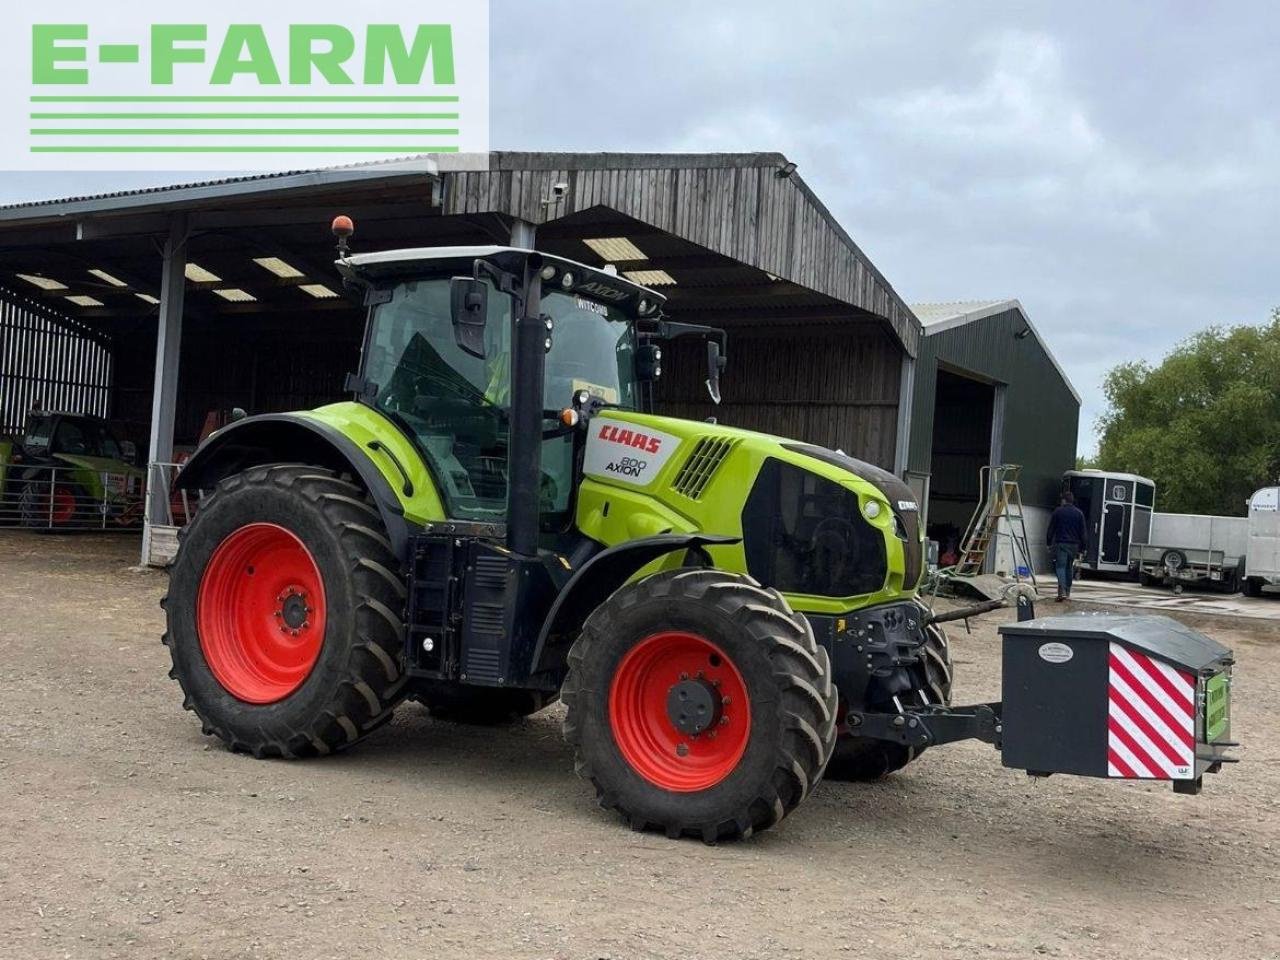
[3, 1, 1276, 457]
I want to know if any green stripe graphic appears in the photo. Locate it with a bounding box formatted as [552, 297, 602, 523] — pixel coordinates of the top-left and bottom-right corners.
[31, 128, 460, 136]
[30, 95, 460, 103]
[30, 112, 460, 120]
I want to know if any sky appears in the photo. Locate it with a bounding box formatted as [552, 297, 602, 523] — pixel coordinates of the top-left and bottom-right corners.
[2, 1, 1277, 454]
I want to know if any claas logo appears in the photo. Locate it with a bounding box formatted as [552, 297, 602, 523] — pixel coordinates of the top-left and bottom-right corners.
[598, 424, 662, 455]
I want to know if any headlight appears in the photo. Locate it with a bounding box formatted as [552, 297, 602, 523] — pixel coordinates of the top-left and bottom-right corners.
[863, 499, 882, 520]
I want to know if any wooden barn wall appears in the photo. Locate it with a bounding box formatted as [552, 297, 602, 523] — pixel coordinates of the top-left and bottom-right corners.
[909, 309, 1079, 509]
[440, 157, 919, 356]
[654, 326, 901, 467]
[110, 316, 362, 449]
[0, 287, 112, 434]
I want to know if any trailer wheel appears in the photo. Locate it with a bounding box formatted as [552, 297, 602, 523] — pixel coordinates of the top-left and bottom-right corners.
[416, 683, 555, 724]
[1243, 577, 1264, 598]
[823, 618, 953, 781]
[162, 464, 408, 757]
[562, 569, 837, 842]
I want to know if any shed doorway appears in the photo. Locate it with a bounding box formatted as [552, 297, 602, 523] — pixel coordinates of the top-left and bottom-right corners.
[925, 368, 997, 567]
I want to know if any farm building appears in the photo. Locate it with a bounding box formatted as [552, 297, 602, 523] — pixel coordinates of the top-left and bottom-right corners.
[907, 300, 1081, 573]
[0, 152, 920, 562]
[0, 152, 1080, 569]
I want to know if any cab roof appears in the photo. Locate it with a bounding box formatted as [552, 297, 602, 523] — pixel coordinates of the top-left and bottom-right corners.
[336, 245, 667, 319]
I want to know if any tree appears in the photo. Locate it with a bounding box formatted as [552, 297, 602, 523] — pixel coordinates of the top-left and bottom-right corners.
[1095, 310, 1280, 516]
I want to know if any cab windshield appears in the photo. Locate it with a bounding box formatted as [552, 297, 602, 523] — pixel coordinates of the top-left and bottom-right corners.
[362, 277, 638, 524]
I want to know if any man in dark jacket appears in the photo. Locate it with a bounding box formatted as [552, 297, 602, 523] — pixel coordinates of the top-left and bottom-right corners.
[1046, 491, 1089, 601]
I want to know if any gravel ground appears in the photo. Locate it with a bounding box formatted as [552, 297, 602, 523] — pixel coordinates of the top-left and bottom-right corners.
[1, 531, 1277, 960]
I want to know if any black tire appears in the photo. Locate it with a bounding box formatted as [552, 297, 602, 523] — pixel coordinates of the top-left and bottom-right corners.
[162, 464, 408, 758]
[1138, 571, 1156, 587]
[823, 615, 953, 781]
[562, 569, 837, 842]
[417, 683, 556, 724]
[1243, 576, 1264, 598]
[18, 476, 86, 529]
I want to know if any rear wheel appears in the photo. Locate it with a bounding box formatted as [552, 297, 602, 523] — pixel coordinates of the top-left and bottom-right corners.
[562, 569, 837, 842]
[824, 616, 953, 781]
[1243, 576, 1264, 598]
[163, 464, 408, 757]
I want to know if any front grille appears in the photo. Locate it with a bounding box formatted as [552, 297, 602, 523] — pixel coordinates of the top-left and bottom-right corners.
[672, 437, 737, 500]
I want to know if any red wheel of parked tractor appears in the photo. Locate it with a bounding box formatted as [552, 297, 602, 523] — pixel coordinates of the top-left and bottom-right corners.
[19, 480, 79, 528]
[196, 523, 328, 704]
[50, 486, 76, 525]
[608, 631, 751, 792]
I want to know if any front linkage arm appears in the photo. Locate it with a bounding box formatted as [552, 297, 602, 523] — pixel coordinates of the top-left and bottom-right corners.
[848, 702, 1004, 750]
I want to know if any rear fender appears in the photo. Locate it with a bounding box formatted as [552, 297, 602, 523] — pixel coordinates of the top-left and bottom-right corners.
[175, 413, 417, 558]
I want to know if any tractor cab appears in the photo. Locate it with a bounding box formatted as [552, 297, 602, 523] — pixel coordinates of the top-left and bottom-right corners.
[338, 247, 658, 529]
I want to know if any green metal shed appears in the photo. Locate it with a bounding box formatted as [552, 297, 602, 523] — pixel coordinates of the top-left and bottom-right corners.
[905, 300, 1080, 573]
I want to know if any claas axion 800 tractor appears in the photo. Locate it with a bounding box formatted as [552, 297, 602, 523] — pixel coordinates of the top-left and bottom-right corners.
[165, 220, 1238, 841]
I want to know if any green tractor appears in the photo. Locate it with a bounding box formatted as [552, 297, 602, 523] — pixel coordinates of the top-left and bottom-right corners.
[164, 230, 1236, 840]
[1, 411, 144, 529]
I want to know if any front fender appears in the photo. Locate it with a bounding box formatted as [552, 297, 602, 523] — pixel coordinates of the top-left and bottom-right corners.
[529, 532, 741, 679]
[176, 413, 419, 558]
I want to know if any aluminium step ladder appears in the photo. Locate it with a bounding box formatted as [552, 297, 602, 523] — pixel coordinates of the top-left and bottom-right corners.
[954, 464, 1037, 586]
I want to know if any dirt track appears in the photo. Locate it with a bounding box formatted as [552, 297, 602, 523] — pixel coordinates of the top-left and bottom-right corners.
[2, 532, 1278, 960]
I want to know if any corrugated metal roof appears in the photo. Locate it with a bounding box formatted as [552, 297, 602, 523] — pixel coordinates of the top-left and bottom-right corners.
[0, 155, 441, 219]
[912, 300, 1012, 327]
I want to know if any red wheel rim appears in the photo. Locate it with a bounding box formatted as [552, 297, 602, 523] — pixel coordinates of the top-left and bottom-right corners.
[51, 486, 76, 525]
[608, 631, 752, 792]
[196, 523, 327, 704]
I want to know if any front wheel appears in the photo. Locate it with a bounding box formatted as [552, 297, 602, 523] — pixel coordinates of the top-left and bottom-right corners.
[562, 569, 837, 842]
[163, 464, 408, 757]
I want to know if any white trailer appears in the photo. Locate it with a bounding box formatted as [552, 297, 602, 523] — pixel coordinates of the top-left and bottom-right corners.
[1132, 511, 1249, 593]
[1243, 486, 1280, 597]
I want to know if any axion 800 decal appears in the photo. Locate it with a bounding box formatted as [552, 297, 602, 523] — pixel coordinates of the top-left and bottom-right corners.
[583, 420, 682, 487]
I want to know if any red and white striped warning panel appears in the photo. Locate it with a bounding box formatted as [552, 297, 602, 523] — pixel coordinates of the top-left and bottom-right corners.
[1107, 642, 1196, 780]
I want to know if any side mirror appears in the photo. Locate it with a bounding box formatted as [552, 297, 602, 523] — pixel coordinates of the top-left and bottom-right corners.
[636, 343, 662, 382]
[706, 339, 727, 405]
[450, 276, 489, 359]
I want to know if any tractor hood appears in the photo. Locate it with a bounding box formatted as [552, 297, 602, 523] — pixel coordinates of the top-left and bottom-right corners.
[53, 453, 145, 479]
[581, 411, 917, 514]
[576, 411, 924, 608]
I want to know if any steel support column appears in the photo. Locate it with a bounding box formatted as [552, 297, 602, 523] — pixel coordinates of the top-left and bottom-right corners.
[141, 214, 189, 565]
[893, 355, 915, 476]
